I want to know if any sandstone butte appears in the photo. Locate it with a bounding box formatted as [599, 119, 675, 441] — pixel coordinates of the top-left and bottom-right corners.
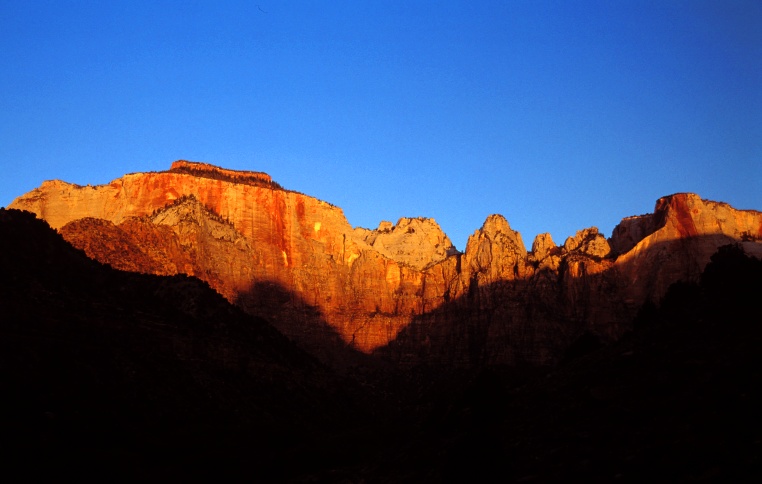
[10, 160, 762, 366]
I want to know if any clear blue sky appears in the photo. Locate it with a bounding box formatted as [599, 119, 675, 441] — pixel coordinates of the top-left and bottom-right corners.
[2, 0, 760, 250]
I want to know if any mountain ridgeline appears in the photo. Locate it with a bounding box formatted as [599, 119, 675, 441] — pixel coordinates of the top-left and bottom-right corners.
[9, 160, 762, 366]
[3, 160, 762, 481]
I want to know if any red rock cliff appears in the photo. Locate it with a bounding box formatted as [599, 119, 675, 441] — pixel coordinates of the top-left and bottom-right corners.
[11, 165, 762, 365]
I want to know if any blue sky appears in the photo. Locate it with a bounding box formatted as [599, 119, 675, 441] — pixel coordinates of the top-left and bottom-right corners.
[2, 0, 760, 250]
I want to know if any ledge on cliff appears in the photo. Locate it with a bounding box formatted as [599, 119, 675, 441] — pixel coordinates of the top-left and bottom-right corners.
[169, 160, 282, 189]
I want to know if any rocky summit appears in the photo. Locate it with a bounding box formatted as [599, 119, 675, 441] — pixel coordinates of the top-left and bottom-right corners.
[10, 160, 762, 366]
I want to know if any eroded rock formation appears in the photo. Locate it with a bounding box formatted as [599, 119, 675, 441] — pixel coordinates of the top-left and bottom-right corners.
[10, 161, 762, 366]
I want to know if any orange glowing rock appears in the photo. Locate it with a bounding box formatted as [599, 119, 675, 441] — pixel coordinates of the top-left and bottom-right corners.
[11, 164, 762, 366]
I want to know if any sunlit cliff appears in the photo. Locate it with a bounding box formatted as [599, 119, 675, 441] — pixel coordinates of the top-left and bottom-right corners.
[10, 161, 762, 365]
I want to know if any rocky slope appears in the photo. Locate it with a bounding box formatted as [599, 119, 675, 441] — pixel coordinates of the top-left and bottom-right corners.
[10, 161, 762, 365]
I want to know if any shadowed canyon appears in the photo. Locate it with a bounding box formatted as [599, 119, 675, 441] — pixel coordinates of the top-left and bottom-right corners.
[3, 161, 762, 481]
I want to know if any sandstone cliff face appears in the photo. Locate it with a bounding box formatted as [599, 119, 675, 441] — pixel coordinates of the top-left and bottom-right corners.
[612, 193, 762, 306]
[355, 217, 457, 270]
[11, 163, 762, 366]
